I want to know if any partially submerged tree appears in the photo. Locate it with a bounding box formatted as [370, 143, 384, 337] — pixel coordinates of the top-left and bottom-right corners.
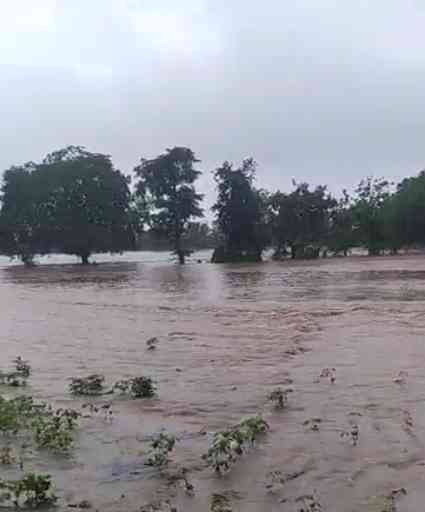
[327, 190, 355, 256]
[212, 158, 268, 262]
[134, 147, 204, 264]
[269, 182, 336, 259]
[0, 163, 47, 265]
[38, 146, 134, 263]
[352, 177, 391, 255]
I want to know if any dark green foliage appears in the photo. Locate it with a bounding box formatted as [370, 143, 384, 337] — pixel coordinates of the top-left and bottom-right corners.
[204, 415, 269, 473]
[0, 163, 45, 265]
[0, 146, 134, 264]
[0, 473, 57, 508]
[113, 377, 156, 398]
[134, 147, 204, 264]
[145, 433, 176, 467]
[351, 177, 391, 255]
[212, 159, 268, 262]
[269, 182, 336, 259]
[327, 190, 355, 256]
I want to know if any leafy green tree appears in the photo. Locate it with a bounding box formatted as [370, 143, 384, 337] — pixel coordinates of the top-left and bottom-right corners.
[389, 171, 425, 250]
[269, 182, 336, 259]
[352, 177, 391, 255]
[211, 158, 268, 262]
[134, 147, 204, 264]
[0, 163, 47, 265]
[38, 146, 134, 263]
[327, 190, 355, 256]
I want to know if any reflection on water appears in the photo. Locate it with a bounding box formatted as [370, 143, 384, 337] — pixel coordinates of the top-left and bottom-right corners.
[2, 254, 425, 511]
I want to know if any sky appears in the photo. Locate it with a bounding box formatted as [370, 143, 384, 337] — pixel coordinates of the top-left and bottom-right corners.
[1, 0, 425, 212]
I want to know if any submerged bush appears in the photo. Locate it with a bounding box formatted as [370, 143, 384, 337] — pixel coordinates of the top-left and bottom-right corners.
[113, 377, 156, 398]
[204, 415, 269, 473]
[0, 473, 57, 508]
[0, 396, 80, 454]
[269, 388, 293, 409]
[69, 374, 106, 396]
[31, 408, 80, 453]
[145, 433, 176, 467]
[0, 357, 31, 387]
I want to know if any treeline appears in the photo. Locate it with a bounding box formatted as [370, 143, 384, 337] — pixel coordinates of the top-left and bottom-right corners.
[0, 144, 425, 265]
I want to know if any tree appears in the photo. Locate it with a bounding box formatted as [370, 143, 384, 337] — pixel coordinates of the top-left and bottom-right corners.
[388, 171, 425, 250]
[134, 147, 204, 264]
[352, 177, 391, 255]
[269, 182, 336, 259]
[38, 146, 134, 263]
[211, 158, 268, 262]
[327, 190, 355, 256]
[0, 163, 47, 265]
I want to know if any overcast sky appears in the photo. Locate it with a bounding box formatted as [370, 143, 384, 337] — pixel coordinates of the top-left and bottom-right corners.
[1, 0, 425, 210]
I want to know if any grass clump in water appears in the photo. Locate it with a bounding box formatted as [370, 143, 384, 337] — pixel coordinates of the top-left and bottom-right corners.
[204, 415, 269, 473]
[69, 374, 106, 396]
[145, 433, 176, 467]
[113, 376, 156, 398]
[269, 388, 293, 409]
[0, 473, 57, 508]
[31, 408, 80, 453]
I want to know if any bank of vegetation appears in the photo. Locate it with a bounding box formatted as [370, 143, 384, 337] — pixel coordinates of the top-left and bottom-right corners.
[1, 144, 424, 264]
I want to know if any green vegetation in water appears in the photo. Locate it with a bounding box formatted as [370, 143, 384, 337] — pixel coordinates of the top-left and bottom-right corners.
[269, 388, 293, 409]
[31, 408, 80, 453]
[0, 357, 31, 387]
[0, 396, 80, 454]
[69, 374, 107, 396]
[145, 433, 176, 467]
[0, 473, 57, 509]
[81, 402, 114, 421]
[113, 377, 157, 398]
[295, 493, 322, 511]
[204, 415, 269, 473]
[210, 493, 232, 512]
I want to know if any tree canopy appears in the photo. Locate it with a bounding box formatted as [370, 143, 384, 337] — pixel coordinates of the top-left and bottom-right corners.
[134, 147, 204, 264]
[211, 158, 268, 262]
[0, 146, 134, 264]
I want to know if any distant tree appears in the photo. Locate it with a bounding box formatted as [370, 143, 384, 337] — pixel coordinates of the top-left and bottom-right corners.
[389, 171, 425, 250]
[327, 190, 355, 256]
[182, 222, 217, 250]
[211, 158, 268, 262]
[269, 182, 336, 259]
[0, 163, 47, 265]
[134, 147, 204, 264]
[352, 177, 391, 255]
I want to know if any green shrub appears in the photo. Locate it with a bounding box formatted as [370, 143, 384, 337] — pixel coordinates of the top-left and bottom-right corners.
[113, 377, 156, 398]
[0, 474, 57, 508]
[69, 374, 106, 396]
[204, 415, 269, 473]
[145, 433, 176, 467]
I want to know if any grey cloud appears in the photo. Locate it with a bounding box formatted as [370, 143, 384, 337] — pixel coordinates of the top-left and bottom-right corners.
[1, 0, 425, 211]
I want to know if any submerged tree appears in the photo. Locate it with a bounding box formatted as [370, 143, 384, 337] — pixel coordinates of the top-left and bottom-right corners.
[211, 158, 268, 263]
[39, 146, 134, 263]
[0, 163, 47, 265]
[352, 177, 391, 255]
[134, 147, 204, 264]
[269, 182, 335, 259]
[327, 190, 355, 256]
[0, 146, 134, 265]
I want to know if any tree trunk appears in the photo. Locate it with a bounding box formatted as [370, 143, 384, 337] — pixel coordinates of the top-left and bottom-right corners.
[80, 253, 90, 265]
[177, 249, 185, 264]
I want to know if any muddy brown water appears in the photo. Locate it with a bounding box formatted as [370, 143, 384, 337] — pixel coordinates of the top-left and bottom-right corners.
[1, 253, 425, 511]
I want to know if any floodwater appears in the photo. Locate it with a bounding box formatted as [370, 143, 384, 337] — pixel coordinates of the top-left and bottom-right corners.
[1, 253, 425, 511]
